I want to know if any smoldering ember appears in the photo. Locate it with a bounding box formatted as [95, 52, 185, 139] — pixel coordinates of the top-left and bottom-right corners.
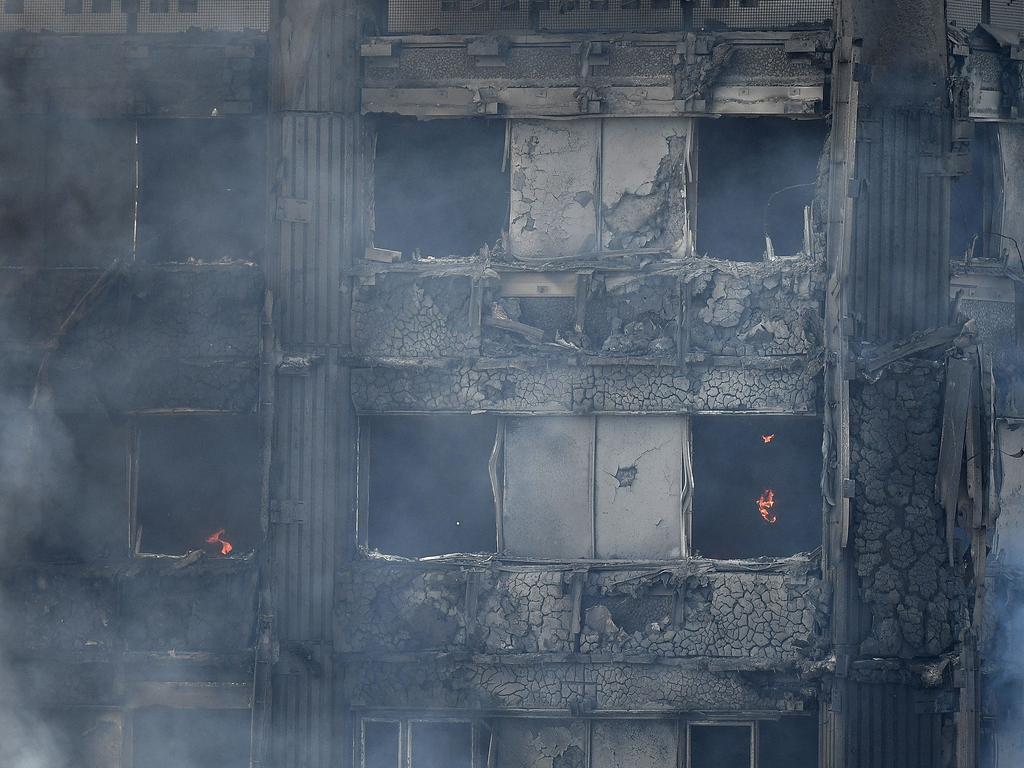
[2, 0, 1024, 766]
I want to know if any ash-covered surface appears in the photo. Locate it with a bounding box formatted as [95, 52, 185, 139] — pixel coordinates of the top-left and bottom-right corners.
[0, 263, 262, 411]
[850, 362, 965, 658]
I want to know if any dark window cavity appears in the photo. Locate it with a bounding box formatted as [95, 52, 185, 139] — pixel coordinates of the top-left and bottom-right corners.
[759, 716, 818, 768]
[3, 0, 24, 12]
[372, 117, 509, 259]
[951, 124, 1000, 262]
[689, 724, 752, 768]
[363, 415, 498, 558]
[179, 0, 198, 10]
[150, 0, 169, 10]
[137, 119, 266, 264]
[65, 0, 83, 14]
[92, 0, 112, 11]
[133, 707, 251, 768]
[697, 117, 827, 261]
[410, 721, 474, 768]
[691, 414, 822, 559]
[364, 721, 401, 768]
[135, 416, 260, 557]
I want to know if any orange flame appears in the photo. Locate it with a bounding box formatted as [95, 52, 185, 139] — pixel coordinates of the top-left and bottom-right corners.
[756, 489, 777, 524]
[205, 528, 233, 556]
[761, 434, 776, 444]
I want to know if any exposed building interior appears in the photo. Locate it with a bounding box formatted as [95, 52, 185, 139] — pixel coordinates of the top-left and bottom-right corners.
[1, 0, 1024, 766]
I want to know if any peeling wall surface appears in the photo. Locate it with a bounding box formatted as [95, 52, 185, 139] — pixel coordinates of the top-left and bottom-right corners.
[510, 120, 600, 260]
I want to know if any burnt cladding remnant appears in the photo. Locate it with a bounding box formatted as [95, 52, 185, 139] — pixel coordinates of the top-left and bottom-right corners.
[697, 116, 827, 261]
[692, 414, 823, 559]
[689, 724, 752, 768]
[365, 414, 498, 557]
[373, 116, 510, 259]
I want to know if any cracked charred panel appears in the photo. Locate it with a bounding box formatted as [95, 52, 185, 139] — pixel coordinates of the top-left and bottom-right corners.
[696, 117, 827, 261]
[494, 719, 587, 768]
[373, 116, 508, 259]
[850, 364, 965, 658]
[579, 566, 822, 658]
[353, 274, 477, 358]
[691, 415, 822, 559]
[592, 720, 677, 768]
[121, 567, 257, 650]
[133, 707, 251, 768]
[594, 416, 683, 559]
[585, 275, 679, 358]
[476, 570, 575, 653]
[509, 120, 600, 260]
[503, 417, 594, 559]
[135, 415, 260, 556]
[601, 118, 692, 251]
[136, 118, 266, 264]
[336, 568, 468, 652]
[365, 415, 497, 557]
[0, 264, 263, 411]
[687, 264, 823, 357]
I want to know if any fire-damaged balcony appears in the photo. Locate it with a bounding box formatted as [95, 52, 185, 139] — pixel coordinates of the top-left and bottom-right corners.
[361, 28, 830, 118]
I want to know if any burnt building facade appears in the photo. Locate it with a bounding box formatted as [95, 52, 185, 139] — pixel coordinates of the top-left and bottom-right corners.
[1, 0, 1023, 766]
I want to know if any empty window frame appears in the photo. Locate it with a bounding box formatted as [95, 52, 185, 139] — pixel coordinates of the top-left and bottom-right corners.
[696, 117, 827, 261]
[688, 723, 754, 768]
[361, 717, 815, 768]
[501, 415, 688, 560]
[372, 117, 509, 260]
[361, 718, 487, 768]
[133, 707, 251, 768]
[360, 415, 499, 558]
[132, 415, 261, 557]
[691, 414, 823, 559]
[136, 118, 267, 264]
[951, 124, 1000, 262]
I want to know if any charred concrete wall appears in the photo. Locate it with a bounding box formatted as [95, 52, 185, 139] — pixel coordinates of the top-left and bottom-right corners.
[337, 559, 824, 660]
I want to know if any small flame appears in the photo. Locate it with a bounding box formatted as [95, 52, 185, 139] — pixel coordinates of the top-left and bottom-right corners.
[761, 434, 776, 444]
[756, 489, 777, 524]
[205, 528, 233, 556]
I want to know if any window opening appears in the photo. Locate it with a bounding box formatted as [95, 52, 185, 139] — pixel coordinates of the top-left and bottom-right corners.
[362, 415, 499, 557]
[951, 124, 1000, 263]
[696, 117, 827, 261]
[136, 118, 266, 264]
[372, 117, 509, 260]
[133, 415, 260, 557]
[691, 414, 822, 558]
